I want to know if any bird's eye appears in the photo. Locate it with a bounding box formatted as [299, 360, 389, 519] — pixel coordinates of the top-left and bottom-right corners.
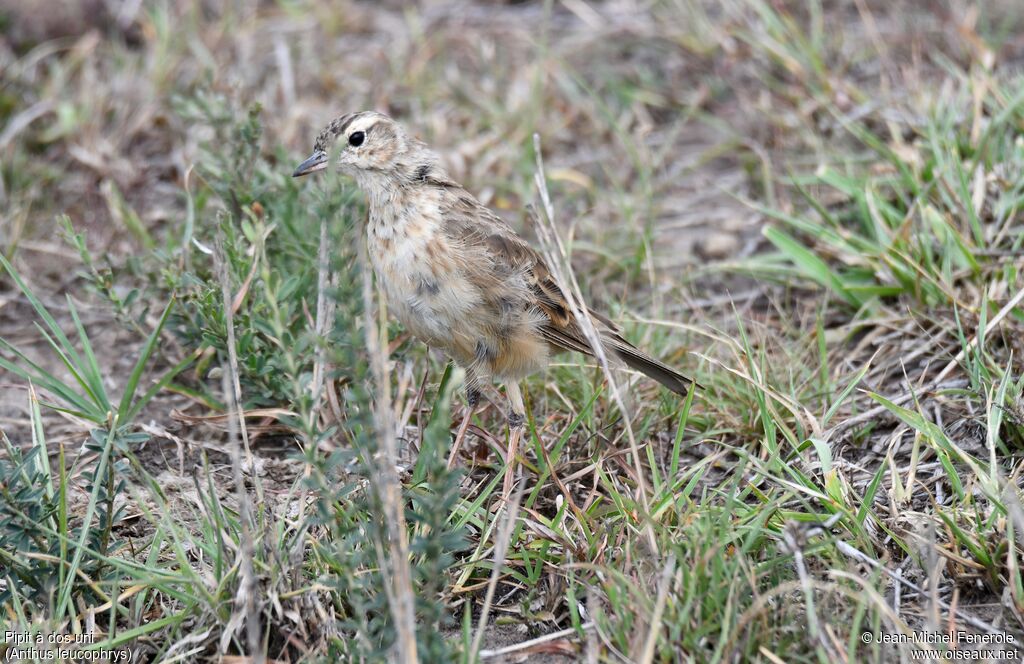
[348, 131, 365, 147]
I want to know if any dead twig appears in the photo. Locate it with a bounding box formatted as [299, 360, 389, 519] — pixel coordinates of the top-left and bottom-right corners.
[213, 232, 263, 663]
[469, 475, 526, 663]
[478, 623, 596, 660]
[836, 540, 1004, 635]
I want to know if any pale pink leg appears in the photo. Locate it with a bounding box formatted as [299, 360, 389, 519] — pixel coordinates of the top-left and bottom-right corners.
[502, 382, 526, 499]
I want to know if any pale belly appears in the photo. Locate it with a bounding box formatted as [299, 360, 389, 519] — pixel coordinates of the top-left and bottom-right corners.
[370, 248, 549, 380]
[370, 237, 480, 351]
[365, 206, 549, 381]
[379, 265, 480, 349]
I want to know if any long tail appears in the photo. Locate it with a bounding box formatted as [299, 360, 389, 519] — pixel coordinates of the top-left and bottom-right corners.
[605, 335, 694, 396]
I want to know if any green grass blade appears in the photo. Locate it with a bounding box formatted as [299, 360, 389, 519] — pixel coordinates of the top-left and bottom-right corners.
[0, 251, 86, 371]
[117, 298, 175, 423]
[763, 226, 863, 308]
[67, 295, 113, 414]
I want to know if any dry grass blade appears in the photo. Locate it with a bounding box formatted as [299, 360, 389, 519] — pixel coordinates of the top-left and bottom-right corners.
[357, 213, 419, 663]
[530, 132, 658, 554]
[829, 280, 1024, 438]
[0, 100, 54, 151]
[835, 541, 1003, 634]
[932, 282, 1024, 385]
[637, 553, 675, 664]
[781, 523, 836, 660]
[311, 216, 335, 423]
[469, 476, 526, 662]
[170, 408, 299, 434]
[478, 624, 596, 661]
[214, 233, 263, 661]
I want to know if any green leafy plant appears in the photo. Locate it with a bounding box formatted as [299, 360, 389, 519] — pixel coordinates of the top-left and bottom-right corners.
[0, 246, 191, 623]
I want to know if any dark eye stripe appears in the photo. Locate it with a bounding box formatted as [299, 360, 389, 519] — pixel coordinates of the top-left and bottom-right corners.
[336, 113, 358, 136]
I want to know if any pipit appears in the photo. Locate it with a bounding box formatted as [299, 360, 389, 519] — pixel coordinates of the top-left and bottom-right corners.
[294, 111, 694, 494]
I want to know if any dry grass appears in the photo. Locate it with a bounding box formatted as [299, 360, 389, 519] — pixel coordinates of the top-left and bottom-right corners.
[2, 1, 1024, 662]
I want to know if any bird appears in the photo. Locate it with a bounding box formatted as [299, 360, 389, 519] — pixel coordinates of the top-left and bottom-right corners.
[293, 111, 694, 495]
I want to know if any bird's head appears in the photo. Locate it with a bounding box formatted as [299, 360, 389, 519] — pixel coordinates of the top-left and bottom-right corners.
[292, 111, 418, 181]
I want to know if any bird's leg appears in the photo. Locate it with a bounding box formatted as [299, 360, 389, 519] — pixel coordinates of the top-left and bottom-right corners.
[502, 382, 526, 499]
[447, 376, 481, 469]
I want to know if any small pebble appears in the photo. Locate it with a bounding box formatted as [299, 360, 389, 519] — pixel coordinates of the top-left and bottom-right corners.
[695, 232, 740, 259]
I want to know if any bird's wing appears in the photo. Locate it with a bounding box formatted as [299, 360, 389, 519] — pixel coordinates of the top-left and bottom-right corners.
[480, 229, 598, 355]
[436, 183, 694, 395]
[434, 184, 597, 355]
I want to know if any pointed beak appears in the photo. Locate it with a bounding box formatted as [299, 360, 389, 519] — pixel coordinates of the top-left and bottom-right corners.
[292, 151, 327, 177]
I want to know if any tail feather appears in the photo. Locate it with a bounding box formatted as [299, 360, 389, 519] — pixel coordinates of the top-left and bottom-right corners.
[605, 336, 694, 396]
